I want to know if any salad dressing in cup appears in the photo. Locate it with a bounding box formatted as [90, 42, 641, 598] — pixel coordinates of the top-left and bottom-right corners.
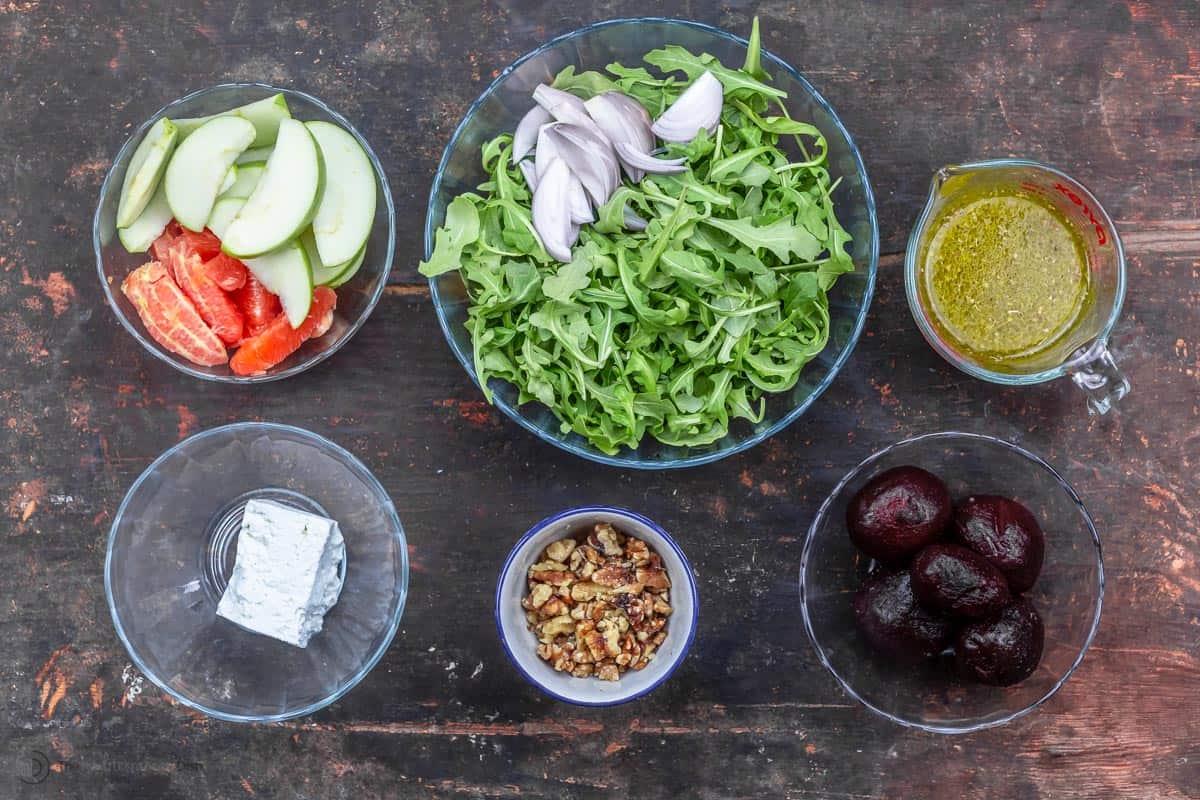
[905, 160, 1130, 413]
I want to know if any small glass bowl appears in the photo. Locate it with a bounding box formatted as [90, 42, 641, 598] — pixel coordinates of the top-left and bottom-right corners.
[495, 506, 698, 706]
[105, 423, 409, 722]
[800, 432, 1103, 733]
[93, 83, 395, 383]
[425, 18, 878, 469]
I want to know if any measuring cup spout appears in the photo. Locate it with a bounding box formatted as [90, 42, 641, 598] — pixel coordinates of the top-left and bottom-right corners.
[1068, 339, 1130, 414]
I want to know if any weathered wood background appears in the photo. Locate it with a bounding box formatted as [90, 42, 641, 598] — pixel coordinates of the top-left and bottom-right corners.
[2, 1, 1198, 797]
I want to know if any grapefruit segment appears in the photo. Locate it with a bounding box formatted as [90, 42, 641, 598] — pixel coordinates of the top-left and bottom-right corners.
[234, 273, 281, 338]
[203, 252, 248, 292]
[169, 239, 244, 345]
[230, 286, 335, 376]
[150, 220, 183, 264]
[121, 261, 227, 366]
[180, 228, 223, 260]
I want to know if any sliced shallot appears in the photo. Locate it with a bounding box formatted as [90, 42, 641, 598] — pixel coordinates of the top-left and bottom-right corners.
[651, 71, 724, 143]
[532, 157, 574, 263]
[533, 84, 607, 141]
[623, 206, 648, 231]
[513, 105, 553, 164]
[518, 159, 539, 192]
[584, 92, 655, 181]
[615, 142, 687, 175]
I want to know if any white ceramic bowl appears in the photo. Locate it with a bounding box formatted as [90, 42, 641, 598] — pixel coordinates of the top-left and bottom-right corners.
[495, 507, 698, 706]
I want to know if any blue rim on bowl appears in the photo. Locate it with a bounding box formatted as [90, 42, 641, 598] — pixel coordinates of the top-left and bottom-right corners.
[798, 431, 1105, 734]
[494, 506, 699, 706]
[93, 83, 396, 383]
[104, 422, 409, 722]
[425, 18, 879, 469]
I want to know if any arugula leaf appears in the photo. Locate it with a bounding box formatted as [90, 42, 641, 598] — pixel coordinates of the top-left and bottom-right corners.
[551, 65, 620, 98]
[419, 195, 481, 276]
[645, 46, 787, 100]
[702, 216, 823, 262]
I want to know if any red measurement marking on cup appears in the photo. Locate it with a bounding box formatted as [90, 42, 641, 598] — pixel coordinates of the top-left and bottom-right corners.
[1052, 183, 1108, 246]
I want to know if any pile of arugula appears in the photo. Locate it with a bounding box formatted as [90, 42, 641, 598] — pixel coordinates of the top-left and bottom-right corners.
[420, 24, 854, 455]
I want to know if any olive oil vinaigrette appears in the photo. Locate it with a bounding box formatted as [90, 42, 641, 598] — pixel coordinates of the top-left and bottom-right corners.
[917, 185, 1093, 373]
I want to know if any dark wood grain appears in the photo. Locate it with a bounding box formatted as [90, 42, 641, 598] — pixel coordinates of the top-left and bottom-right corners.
[1, 1, 1198, 798]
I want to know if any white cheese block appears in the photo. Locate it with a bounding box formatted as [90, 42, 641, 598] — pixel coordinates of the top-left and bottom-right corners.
[216, 499, 345, 648]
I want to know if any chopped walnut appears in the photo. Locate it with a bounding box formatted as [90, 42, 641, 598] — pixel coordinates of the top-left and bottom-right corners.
[523, 523, 672, 680]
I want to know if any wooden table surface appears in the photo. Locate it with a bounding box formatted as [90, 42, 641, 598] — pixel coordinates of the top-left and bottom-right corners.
[2, 1, 1198, 798]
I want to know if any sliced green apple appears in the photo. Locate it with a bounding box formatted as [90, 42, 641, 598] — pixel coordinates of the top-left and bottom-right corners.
[326, 244, 366, 288]
[237, 145, 274, 165]
[219, 161, 265, 200]
[116, 118, 178, 228]
[117, 182, 173, 253]
[220, 119, 324, 259]
[300, 227, 363, 286]
[174, 94, 291, 148]
[206, 196, 246, 238]
[164, 116, 256, 231]
[305, 121, 377, 266]
[243, 240, 313, 328]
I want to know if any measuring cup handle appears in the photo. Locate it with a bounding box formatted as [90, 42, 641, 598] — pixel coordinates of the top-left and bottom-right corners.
[1068, 340, 1130, 415]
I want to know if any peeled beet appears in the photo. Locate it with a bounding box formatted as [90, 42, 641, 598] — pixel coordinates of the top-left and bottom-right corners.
[911, 543, 1011, 618]
[847, 466, 952, 562]
[852, 569, 955, 662]
[955, 598, 1045, 686]
[954, 495, 1045, 592]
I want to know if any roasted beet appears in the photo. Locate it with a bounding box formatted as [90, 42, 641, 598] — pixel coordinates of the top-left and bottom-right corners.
[852, 569, 955, 662]
[847, 466, 952, 562]
[910, 543, 1011, 618]
[955, 598, 1045, 685]
[954, 495, 1045, 592]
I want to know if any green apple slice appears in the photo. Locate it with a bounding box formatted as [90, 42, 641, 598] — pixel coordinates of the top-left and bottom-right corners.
[116, 118, 178, 228]
[218, 164, 239, 195]
[237, 146, 273, 165]
[221, 119, 324, 259]
[326, 244, 366, 288]
[243, 240, 313, 328]
[174, 94, 291, 148]
[165, 116, 256, 231]
[206, 196, 246, 238]
[300, 227, 363, 286]
[305, 121, 377, 266]
[117, 182, 173, 253]
[219, 161, 265, 200]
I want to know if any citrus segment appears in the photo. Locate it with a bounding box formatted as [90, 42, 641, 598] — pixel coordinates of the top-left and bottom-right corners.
[234, 273, 282, 338]
[202, 252, 248, 292]
[230, 286, 335, 376]
[168, 240, 244, 345]
[121, 261, 227, 366]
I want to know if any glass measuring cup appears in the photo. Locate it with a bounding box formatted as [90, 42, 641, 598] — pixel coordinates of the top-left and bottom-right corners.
[905, 159, 1130, 413]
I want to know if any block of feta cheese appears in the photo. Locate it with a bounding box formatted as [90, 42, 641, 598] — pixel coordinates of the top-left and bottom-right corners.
[216, 499, 345, 648]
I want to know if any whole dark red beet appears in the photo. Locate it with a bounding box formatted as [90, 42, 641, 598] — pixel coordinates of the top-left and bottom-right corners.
[852, 569, 955, 662]
[954, 495, 1045, 592]
[911, 543, 1011, 618]
[956, 598, 1045, 686]
[847, 466, 952, 562]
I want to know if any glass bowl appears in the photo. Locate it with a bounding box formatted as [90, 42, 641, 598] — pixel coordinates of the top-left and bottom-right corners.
[94, 83, 396, 383]
[105, 423, 409, 722]
[800, 432, 1103, 734]
[495, 506, 698, 706]
[424, 18, 878, 469]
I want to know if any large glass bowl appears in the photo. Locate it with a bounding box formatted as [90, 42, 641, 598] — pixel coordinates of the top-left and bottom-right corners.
[424, 18, 878, 468]
[105, 423, 409, 722]
[800, 432, 1104, 733]
[94, 83, 395, 383]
